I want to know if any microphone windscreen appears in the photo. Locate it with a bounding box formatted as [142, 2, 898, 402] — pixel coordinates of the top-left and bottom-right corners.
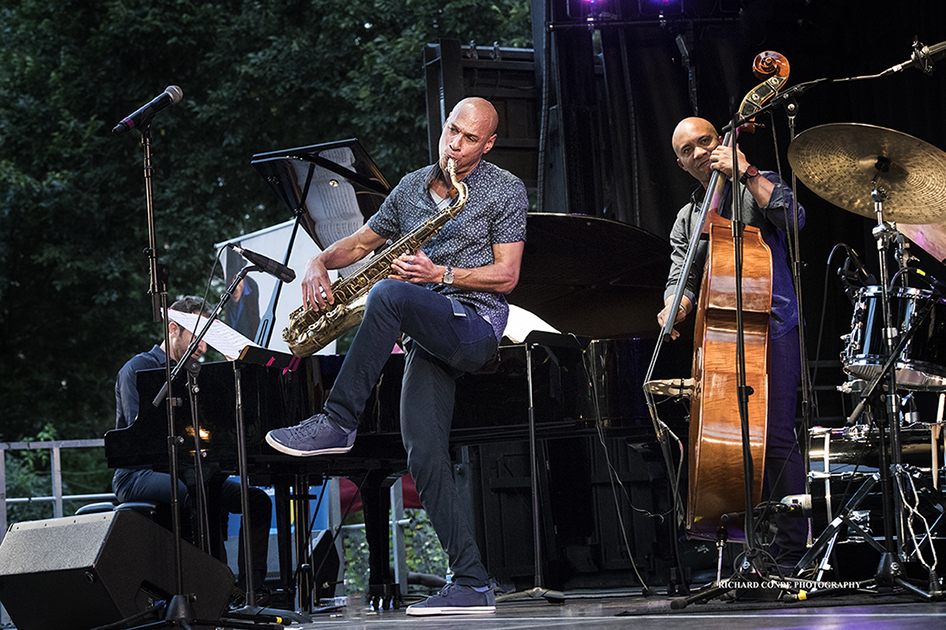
[165, 85, 183, 104]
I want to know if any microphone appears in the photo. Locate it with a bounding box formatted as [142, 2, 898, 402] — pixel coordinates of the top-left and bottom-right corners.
[837, 244, 876, 302]
[915, 268, 946, 295]
[779, 493, 812, 517]
[112, 86, 183, 135]
[846, 245, 877, 285]
[720, 495, 811, 523]
[227, 243, 296, 283]
[885, 39, 946, 75]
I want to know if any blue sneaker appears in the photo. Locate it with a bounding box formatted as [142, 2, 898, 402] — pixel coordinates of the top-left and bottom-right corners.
[406, 583, 496, 616]
[265, 413, 356, 456]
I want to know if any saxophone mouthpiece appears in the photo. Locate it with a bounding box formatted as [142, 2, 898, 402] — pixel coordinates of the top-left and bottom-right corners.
[444, 158, 468, 211]
[445, 159, 458, 197]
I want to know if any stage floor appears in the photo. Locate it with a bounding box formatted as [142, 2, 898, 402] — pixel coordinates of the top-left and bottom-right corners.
[224, 589, 946, 629]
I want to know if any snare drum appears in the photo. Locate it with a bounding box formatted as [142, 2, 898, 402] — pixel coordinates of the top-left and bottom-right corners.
[808, 424, 936, 534]
[841, 286, 946, 391]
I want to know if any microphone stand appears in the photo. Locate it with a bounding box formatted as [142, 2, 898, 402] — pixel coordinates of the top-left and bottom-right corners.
[137, 120, 197, 628]
[726, 114, 764, 579]
[123, 121, 286, 629]
[780, 94, 815, 533]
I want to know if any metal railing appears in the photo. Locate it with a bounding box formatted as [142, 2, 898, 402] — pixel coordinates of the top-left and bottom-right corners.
[0, 439, 115, 546]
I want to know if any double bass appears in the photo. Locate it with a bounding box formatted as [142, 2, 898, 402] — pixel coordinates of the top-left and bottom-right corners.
[685, 52, 791, 541]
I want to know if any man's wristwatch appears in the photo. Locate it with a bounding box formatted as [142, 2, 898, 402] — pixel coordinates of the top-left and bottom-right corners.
[739, 165, 759, 184]
[442, 266, 455, 285]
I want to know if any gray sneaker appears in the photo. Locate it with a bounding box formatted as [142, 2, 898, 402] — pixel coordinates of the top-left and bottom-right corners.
[406, 582, 496, 616]
[265, 413, 356, 456]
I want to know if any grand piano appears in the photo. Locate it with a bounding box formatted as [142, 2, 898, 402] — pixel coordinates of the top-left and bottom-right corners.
[105, 140, 691, 609]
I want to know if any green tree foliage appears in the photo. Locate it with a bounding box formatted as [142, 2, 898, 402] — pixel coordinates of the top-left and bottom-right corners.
[343, 508, 449, 595]
[0, 0, 532, 454]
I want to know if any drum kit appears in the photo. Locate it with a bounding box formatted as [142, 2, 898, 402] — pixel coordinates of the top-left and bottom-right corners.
[787, 122, 946, 590]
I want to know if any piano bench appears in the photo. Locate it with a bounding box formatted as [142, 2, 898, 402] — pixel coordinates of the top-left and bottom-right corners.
[114, 502, 162, 520]
[74, 501, 119, 515]
[74, 501, 164, 523]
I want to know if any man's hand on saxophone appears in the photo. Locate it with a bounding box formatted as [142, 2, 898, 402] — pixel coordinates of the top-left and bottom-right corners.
[301, 256, 334, 311]
[390, 251, 439, 284]
[301, 222, 387, 311]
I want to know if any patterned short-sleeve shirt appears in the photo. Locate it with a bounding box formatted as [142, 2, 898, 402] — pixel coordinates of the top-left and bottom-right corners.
[368, 160, 528, 341]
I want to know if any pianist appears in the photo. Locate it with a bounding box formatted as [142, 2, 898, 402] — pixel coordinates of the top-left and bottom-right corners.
[111, 296, 273, 599]
[266, 97, 528, 615]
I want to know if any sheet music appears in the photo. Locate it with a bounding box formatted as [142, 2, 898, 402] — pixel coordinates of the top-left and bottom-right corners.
[503, 305, 560, 344]
[168, 309, 259, 361]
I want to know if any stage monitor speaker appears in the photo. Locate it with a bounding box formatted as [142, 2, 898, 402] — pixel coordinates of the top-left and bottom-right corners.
[0, 510, 234, 630]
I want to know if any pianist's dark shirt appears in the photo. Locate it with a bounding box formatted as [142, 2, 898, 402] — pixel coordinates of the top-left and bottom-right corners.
[115, 344, 166, 430]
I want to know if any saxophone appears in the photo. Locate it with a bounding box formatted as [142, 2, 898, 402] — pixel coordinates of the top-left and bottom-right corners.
[282, 158, 470, 357]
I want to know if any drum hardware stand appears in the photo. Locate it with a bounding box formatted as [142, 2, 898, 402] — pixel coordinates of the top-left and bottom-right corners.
[796, 443, 943, 599]
[795, 471, 882, 583]
[858, 176, 911, 587]
[798, 180, 944, 600]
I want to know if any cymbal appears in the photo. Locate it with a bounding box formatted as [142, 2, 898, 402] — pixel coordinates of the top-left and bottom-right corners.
[788, 123, 946, 224]
[899, 223, 946, 265]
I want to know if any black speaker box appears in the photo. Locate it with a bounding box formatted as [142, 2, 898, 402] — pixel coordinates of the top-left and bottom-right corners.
[0, 510, 234, 630]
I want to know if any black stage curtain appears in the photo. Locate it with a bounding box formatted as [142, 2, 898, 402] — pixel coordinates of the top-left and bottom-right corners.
[536, 0, 946, 420]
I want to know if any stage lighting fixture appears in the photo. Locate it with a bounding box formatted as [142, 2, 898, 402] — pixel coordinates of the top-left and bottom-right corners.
[567, 0, 618, 22]
[638, 0, 683, 16]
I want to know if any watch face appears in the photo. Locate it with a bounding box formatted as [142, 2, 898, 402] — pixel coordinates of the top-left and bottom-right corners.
[747, 165, 759, 177]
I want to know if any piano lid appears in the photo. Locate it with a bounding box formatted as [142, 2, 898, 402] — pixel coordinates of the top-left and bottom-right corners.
[508, 213, 671, 340]
[251, 139, 391, 251]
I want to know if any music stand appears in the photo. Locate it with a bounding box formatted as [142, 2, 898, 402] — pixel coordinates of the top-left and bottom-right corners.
[249, 139, 392, 348]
